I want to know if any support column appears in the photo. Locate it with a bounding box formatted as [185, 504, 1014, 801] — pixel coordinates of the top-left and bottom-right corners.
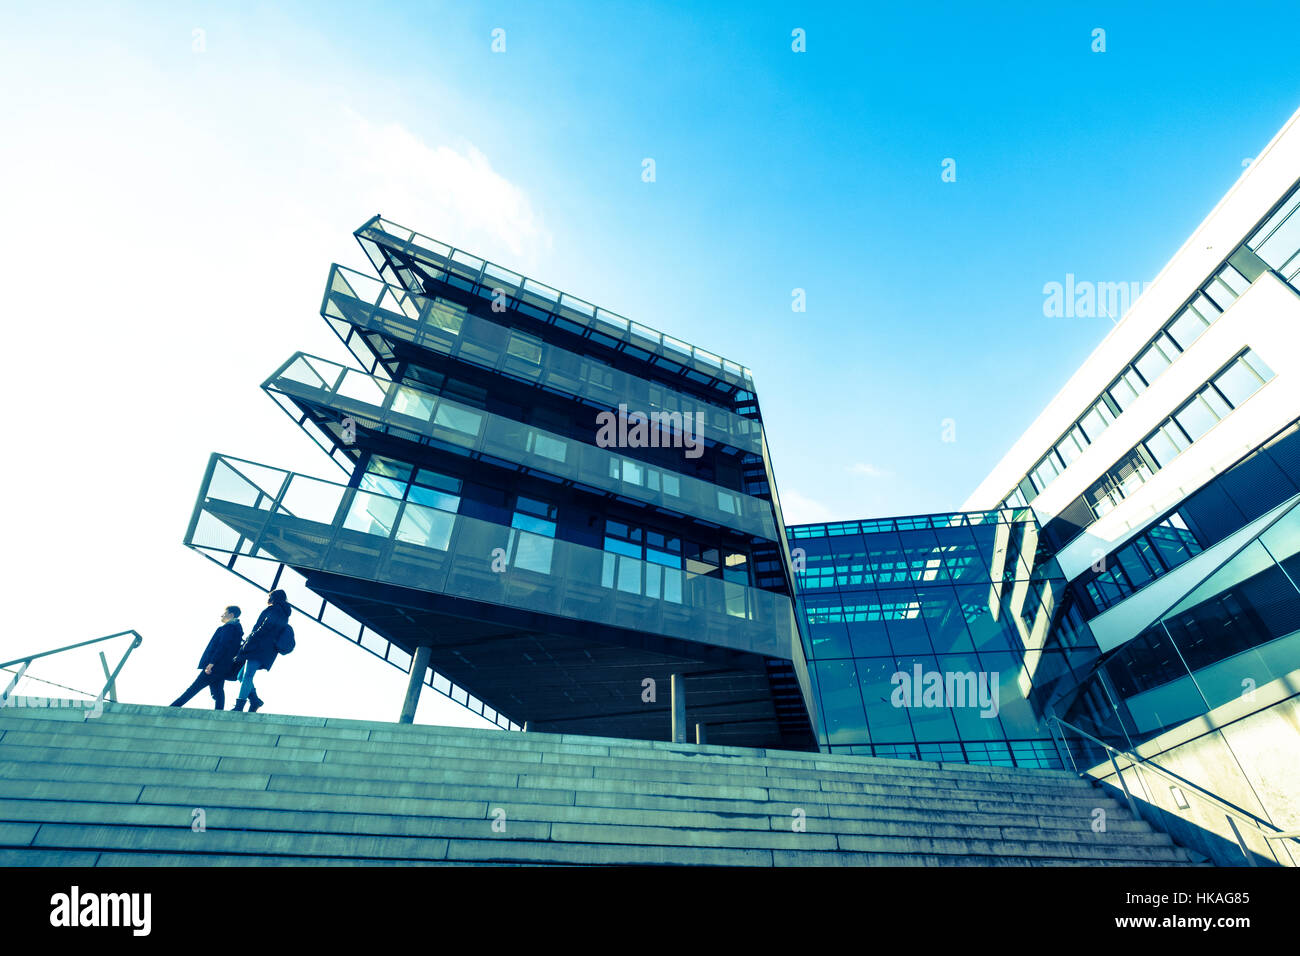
[398, 645, 432, 724]
[695, 722, 707, 745]
[671, 673, 686, 743]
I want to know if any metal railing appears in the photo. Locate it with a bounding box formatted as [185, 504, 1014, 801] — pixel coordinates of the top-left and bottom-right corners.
[1049, 714, 1299, 866]
[0, 631, 143, 720]
[356, 216, 755, 388]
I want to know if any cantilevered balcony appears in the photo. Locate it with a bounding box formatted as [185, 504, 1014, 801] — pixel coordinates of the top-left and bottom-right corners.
[352, 217, 756, 401]
[320, 264, 765, 455]
[264, 352, 778, 540]
[185, 454, 814, 747]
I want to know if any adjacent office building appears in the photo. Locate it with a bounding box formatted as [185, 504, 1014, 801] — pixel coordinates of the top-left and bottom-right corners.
[947, 109, 1300, 849]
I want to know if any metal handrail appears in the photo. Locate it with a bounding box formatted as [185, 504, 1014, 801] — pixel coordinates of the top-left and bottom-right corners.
[0, 631, 143, 720]
[1050, 714, 1298, 866]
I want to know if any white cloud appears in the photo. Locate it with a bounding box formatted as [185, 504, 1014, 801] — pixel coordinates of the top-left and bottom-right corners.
[337, 109, 552, 267]
[848, 462, 890, 478]
[778, 489, 837, 525]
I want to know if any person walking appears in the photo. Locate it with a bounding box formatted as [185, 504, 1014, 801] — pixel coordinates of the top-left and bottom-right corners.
[232, 589, 293, 712]
[169, 606, 244, 710]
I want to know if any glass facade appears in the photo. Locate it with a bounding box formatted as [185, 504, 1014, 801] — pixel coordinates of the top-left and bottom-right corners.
[788, 511, 1095, 768]
[1071, 417, 1300, 617]
[1060, 496, 1300, 749]
[1041, 349, 1276, 550]
[1246, 177, 1300, 290]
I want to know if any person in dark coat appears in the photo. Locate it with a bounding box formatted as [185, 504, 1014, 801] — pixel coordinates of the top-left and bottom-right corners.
[232, 589, 291, 712]
[170, 606, 243, 710]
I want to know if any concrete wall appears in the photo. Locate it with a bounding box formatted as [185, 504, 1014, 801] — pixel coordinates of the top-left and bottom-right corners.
[1088, 668, 1300, 866]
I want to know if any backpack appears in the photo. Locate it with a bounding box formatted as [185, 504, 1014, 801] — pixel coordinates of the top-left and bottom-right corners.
[276, 624, 296, 655]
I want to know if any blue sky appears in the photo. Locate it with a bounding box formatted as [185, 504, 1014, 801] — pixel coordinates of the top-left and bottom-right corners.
[2, 0, 1298, 723]
[175, 0, 1300, 520]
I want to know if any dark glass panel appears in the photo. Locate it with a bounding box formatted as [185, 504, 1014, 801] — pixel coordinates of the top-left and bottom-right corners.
[897, 654, 960, 742]
[1180, 479, 1247, 545]
[857, 658, 914, 744]
[1114, 542, 1155, 590]
[979, 650, 1049, 738]
[1147, 513, 1202, 568]
[1219, 448, 1294, 524]
[845, 616, 890, 658]
[957, 584, 1018, 652]
[1165, 557, 1300, 672]
[884, 599, 934, 655]
[814, 659, 869, 745]
[1104, 625, 1189, 698]
[803, 597, 854, 659]
[916, 587, 976, 653]
[1061, 670, 1129, 747]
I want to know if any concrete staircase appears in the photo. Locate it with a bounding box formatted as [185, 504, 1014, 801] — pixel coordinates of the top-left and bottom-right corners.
[0, 701, 1202, 866]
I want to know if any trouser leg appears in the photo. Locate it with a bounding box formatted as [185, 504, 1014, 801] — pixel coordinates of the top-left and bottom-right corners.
[238, 662, 261, 700]
[170, 673, 209, 707]
[208, 674, 225, 710]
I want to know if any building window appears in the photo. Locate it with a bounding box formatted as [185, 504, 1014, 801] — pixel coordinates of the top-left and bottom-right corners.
[509, 495, 556, 574]
[601, 519, 686, 602]
[1247, 183, 1300, 284]
[1002, 251, 1258, 508]
[347, 457, 462, 549]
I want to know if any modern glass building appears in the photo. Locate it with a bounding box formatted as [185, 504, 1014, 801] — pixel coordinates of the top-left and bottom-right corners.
[186, 217, 818, 750]
[186, 105, 1300, 851]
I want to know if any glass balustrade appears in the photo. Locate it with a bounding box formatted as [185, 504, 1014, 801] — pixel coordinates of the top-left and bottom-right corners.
[192, 454, 801, 661]
[266, 352, 777, 541]
[353, 216, 754, 389]
[322, 264, 763, 456]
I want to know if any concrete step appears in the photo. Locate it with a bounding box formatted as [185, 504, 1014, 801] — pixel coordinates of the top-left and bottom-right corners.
[0, 700, 1199, 866]
[0, 726, 1097, 799]
[0, 742, 1126, 815]
[0, 764, 1150, 830]
[0, 701, 1085, 779]
[0, 708, 1086, 788]
[0, 712, 1085, 773]
[13, 817, 1191, 866]
[0, 795, 1177, 851]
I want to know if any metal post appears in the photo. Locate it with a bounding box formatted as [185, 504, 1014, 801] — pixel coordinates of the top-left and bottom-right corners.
[99, 652, 117, 703]
[1048, 717, 1075, 774]
[87, 634, 142, 720]
[670, 673, 686, 743]
[695, 722, 706, 745]
[1226, 815, 1257, 867]
[398, 645, 432, 724]
[1, 661, 30, 707]
[1108, 751, 1141, 821]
